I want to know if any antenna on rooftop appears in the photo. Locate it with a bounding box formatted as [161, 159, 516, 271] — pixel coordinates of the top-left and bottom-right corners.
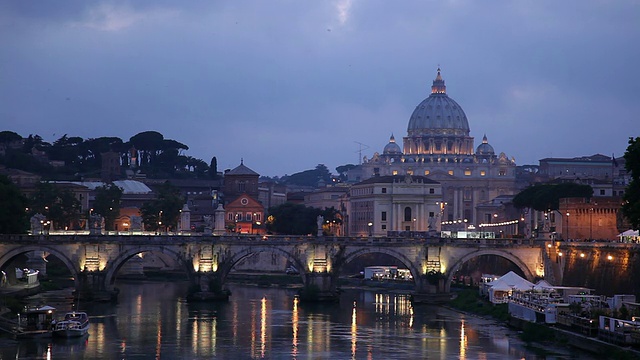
[354, 141, 369, 165]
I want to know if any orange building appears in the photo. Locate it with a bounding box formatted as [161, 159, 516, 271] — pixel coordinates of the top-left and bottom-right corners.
[559, 197, 624, 241]
[224, 194, 264, 234]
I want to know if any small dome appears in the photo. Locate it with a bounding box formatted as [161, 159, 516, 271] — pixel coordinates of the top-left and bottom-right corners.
[383, 134, 402, 155]
[476, 134, 495, 155]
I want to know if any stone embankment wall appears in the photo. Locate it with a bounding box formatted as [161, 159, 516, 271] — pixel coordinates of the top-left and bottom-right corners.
[559, 245, 640, 296]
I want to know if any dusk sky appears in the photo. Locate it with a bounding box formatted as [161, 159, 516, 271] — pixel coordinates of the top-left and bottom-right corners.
[1, 1, 638, 176]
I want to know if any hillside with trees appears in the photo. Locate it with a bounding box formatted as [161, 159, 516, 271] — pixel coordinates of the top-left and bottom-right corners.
[0, 130, 213, 180]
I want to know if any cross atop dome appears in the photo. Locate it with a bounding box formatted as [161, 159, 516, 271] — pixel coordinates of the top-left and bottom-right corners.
[431, 67, 446, 94]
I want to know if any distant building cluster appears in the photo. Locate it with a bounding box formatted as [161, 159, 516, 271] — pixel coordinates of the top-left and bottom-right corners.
[0, 68, 631, 241]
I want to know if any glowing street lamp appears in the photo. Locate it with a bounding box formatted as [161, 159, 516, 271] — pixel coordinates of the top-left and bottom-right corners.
[368, 222, 373, 236]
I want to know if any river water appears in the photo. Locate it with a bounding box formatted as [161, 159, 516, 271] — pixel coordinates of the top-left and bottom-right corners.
[0, 281, 596, 359]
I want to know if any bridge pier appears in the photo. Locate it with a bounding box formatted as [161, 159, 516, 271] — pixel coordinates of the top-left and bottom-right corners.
[411, 272, 452, 304]
[298, 272, 339, 302]
[77, 271, 119, 302]
[186, 272, 230, 302]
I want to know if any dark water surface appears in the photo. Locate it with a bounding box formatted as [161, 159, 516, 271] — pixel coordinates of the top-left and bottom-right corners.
[0, 281, 596, 359]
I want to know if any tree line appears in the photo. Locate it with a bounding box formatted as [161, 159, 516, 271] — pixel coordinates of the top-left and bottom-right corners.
[0, 130, 217, 180]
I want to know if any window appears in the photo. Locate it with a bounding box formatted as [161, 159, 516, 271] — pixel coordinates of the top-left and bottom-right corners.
[382, 224, 387, 230]
[227, 213, 233, 221]
[382, 188, 387, 193]
[499, 170, 506, 176]
[404, 207, 412, 222]
[480, 170, 486, 176]
[246, 213, 252, 221]
[381, 211, 387, 221]
[424, 170, 430, 175]
[392, 170, 398, 175]
[600, 189, 605, 195]
[238, 181, 246, 192]
[429, 188, 435, 194]
[407, 170, 414, 175]
[464, 169, 471, 176]
[429, 212, 435, 217]
[448, 170, 454, 176]
[255, 213, 261, 221]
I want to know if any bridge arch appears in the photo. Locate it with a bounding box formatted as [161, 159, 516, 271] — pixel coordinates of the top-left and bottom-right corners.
[0, 245, 80, 289]
[341, 247, 424, 290]
[219, 246, 304, 283]
[445, 249, 536, 292]
[103, 247, 195, 290]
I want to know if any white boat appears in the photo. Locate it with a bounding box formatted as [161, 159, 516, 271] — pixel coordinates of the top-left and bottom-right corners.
[52, 312, 89, 338]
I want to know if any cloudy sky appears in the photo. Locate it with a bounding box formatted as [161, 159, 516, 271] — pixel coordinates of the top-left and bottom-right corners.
[1, 1, 638, 176]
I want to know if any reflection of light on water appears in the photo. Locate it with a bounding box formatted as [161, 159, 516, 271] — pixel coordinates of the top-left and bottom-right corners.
[292, 297, 299, 357]
[47, 342, 51, 360]
[191, 311, 218, 357]
[460, 319, 467, 359]
[261, 296, 267, 358]
[93, 322, 106, 355]
[351, 301, 357, 358]
[250, 301, 257, 357]
[232, 301, 238, 346]
[409, 306, 414, 328]
[156, 315, 162, 359]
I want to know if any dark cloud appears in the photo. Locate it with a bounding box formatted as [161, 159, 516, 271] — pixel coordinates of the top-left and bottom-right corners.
[0, 1, 637, 176]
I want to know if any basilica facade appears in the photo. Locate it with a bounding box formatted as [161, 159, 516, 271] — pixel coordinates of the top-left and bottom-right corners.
[348, 69, 519, 227]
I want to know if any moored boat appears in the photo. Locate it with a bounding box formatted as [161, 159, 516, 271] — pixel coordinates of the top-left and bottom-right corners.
[14, 305, 56, 339]
[52, 312, 89, 338]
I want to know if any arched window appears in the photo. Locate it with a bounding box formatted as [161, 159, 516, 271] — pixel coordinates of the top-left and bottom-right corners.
[404, 207, 412, 222]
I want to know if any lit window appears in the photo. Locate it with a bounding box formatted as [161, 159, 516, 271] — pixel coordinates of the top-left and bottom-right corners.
[424, 170, 430, 175]
[480, 170, 486, 176]
[448, 170, 454, 176]
[407, 170, 414, 175]
[499, 170, 506, 176]
[464, 169, 471, 176]
[392, 170, 398, 175]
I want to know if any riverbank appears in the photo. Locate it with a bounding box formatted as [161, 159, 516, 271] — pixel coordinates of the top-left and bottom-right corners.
[448, 288, 640, 360]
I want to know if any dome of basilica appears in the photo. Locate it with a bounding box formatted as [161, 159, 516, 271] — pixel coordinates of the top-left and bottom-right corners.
[407, 69, 470, 136]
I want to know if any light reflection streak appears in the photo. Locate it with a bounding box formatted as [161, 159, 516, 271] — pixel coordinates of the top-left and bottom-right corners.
[292, 297, 299, 358]
[460, 319, 467, 359]
[351, 301, 357, 359]
[191, 313, 198, 353]
[47, 342, 51, 360]
[261, 296, 267, 358]
[250, 301, 257, 357]
[156, 312, 162, 359]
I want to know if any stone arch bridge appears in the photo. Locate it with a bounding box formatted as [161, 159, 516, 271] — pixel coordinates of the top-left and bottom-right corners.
[0, 235, 550, 303]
